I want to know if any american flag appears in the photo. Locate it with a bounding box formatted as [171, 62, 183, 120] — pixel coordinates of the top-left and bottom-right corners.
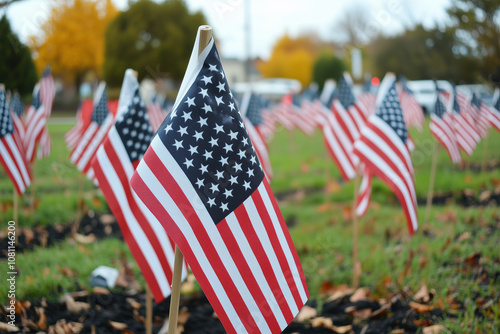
[9, 92, 25, 144]
[23, 84, 46, 163]
[448, 87, 479, 156]
[289, 94, 316, 136]
[65, 101, 86, 150]
[70, 83, 114, 181]
[240, 92, 273, 181]
[355, 164, 372, 217]
[470, 93, 490, 138]
[0, 89, 31, 195]
[489, 88, 500, 132]
[272, 94, 296, 131]
[321, 73, 367, 181]
[147, 95, 167, 133]
[37, 67, 55, 159]
[430, 93, 461, 163]
[131, 34, 308, 333]
[259, 107, 277, 141]
[353, 74, 418, 235]
[93, 84, 182, 302]
[399, 79, 424, 131]
[357, 77, 377, 116]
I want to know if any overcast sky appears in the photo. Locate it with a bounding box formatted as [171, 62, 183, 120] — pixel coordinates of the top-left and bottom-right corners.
[3, 0, 451, 59]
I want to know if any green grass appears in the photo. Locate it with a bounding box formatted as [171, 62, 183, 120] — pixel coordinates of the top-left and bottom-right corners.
[0, 117, 499, 331]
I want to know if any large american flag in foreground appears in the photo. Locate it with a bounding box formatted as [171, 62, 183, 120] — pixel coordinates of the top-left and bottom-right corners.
[131, 33, 308, 333]
[0, 89, 31, 194]
[353, 74, 418, 235]
[93, 73, 181, 302]
[430, 93, 461, 164]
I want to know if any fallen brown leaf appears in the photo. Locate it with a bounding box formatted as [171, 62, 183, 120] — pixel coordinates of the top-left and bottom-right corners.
[73, 233, 96, 244]
[48, 319, 83, 334]
[59, 267, 75, 277]
[458, 232, 471, 242]
[422, 325, 445, 334]
[126, 298, 142, 310]
[316, 203, 332, 213]
[390, 329, 405, 334]
[0, 322, 19, 332]
[295, 305, 317, 322]
[108, 321, 127, 330]
[440, 237, 451, 252]
[464, 253, 481, 268]
[349, 288, 369, 302]
[414, 285, 435, 304]
[23, 228, 35, 244]
[61, 294, 91, 314]
[310, 317, 333, 328]
[36, 307, 47, 330]
[342, 205, 352, 221]
[93, 287, 110, 295]
[409, 301, 433, 313]
[398, 250, 414, 283]
[418, 256, 428, 269]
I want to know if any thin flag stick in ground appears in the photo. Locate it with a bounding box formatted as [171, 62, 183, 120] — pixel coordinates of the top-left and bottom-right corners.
[481, 134, 489, 173]
[13, 188, 18, 222]
[167, 25, 212, 334]
[425, 143, 439, 221]
[146, 286, 152, 334]
[352, 167, 361, 288]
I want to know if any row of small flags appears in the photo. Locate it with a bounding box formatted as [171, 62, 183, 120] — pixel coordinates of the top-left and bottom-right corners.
[2, 26, 500, 331]
[0, 68, 55, 195]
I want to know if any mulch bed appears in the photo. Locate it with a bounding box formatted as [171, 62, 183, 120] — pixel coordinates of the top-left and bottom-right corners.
[0, 288, 451, 334]
[0, 213, 122, 259]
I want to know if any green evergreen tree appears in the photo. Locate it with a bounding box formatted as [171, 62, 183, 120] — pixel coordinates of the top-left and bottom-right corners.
[0, 15, 38, 95]
[103, 0, 206, 86]
[312, 51, 346, 91]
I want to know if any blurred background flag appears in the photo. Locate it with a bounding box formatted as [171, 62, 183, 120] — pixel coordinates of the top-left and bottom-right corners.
[398, 77, 424, 131]
[131, 31, 308, 333]
[65, 100, 86, 150]
[37, 67, 55, 160]
[353, 73, 418, 235]
[240, 92, 273, 181]
[147, 93, 167, 133]
[92, 71, 181, 302]
[9, 92, 25, 144]
[430, 93, 462, 164]
[23, 84, 46, 163]
[470, 93, 490, 138]
[489, 88, 500, 132]
[321, 72, 366, 181]
[0, 89, 31, 195]
[70, 82, 114, 181]
[448, 86, 479, 156]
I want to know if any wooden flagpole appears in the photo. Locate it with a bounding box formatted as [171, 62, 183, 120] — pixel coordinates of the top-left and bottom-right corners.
[481, 134, 489, 173]
[352, 166, 361, 288]
[167, 25, 212, 334]
[145, 286, 153, 334]
[425, 142, 439, 221]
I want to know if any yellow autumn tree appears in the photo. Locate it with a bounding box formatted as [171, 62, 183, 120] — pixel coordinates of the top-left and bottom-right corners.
[258, 33, 321, 88]
[29, 0, 118, 87]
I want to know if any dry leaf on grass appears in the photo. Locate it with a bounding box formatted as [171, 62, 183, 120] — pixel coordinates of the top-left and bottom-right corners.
[36, 307, 47, 330]
[310, 317, 352, 333]
[93, 287, 110, 295]
[73, 233, 96, 244]
[126, 298, 142, 310]
[414, 285, 435, 304]
[295, 305, 317, 322]
[350, 288, 370, 302]
[422, 325, 445, 334]
[409, 302, 433, 313]
[0, 323, 19, 332]
[458, 232, 471, 242]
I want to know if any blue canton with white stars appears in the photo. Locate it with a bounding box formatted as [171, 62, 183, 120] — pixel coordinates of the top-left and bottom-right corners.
[10, 93, 25, 117]
[376, 82, 408, 144]
[31, 90, 42, 110]
[115, 89, 154, 163]
[471, 93, 481, 109]
[157, 44, 264, 224]
[336, 75, 356, 110]
[91, 88, 110, 126]
[244, 94, 263, 126]
[0, 90, 14, 139]
[433, 96, 447, 119]
[495, 93, 500, 112]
